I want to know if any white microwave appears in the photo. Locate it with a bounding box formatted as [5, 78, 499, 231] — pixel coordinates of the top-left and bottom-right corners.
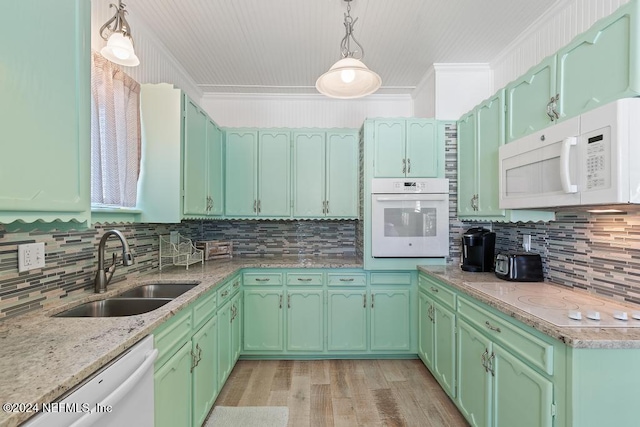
[499, 98, 640, 210]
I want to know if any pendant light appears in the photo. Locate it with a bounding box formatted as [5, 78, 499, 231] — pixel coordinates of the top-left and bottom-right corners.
[316, 0, 381, 99]
[99, 1, 140, 67]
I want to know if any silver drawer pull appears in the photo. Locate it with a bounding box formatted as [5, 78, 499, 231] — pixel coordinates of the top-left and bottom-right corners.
[339, 278, 354, 282]
[297, 278, 313, 282]
[430, 286, 439, 293]
[255, 278, 270, 282]
[485, 321, 501, 333]
[233, 281, 240, 288]
[221, 290, 229, 297]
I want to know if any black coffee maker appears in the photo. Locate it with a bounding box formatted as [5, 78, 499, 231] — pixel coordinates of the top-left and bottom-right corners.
[461, 227, 496, 272]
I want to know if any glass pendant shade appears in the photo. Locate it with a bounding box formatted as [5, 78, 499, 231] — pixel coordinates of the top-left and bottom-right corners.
[316, 57, 382, 99]
[101, 32, 140, 67]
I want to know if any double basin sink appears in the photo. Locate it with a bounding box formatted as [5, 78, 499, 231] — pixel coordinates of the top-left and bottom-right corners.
[54, 283, 197, 318]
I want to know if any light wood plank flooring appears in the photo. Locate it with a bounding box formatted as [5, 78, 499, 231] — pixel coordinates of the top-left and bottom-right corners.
[213, 359, 468, 426]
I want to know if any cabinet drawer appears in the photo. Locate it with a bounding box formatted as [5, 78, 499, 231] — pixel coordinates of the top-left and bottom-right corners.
[370, 272, 412, 285]
[419, 274, 456, 310]
[192, 289, 217, 331]
[327, 273, 366, 286]
[217, 281, 233, 305]
[243, 272, 283, 286]
[458, 296, 554, 375]
[286, 272, 324, 286]
[154, 308, 193, 369]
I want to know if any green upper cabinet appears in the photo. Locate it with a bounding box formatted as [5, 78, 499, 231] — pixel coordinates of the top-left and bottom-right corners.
[225, 130, 258, 216]
[556, 0, 640, 121]
[0, 0, 90, 225]
[293, 130, 358, 219]
[207, 121, 224, 216]
[373, 119, 442, 178]
[225, 129, 290, 218]
[457, 111, 477, 217]
[183, 99, 208, 216]
[258, 131, 291, 216]
[505, 56, 557, 143]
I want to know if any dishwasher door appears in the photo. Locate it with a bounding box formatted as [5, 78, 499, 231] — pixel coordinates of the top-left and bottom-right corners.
[24, 335, 157, 427]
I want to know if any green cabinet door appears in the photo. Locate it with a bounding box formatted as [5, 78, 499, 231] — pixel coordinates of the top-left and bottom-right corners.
[231, 292, 242, 363]
[155, 341, 193, 427]
[370, 289, 411, 351]
[183, 99, 208, 215]
[475, 90, 506, 217]
[492, 344, 553, 427]
[557, 1, 640, 121]
[418, 291, 435, 368]
[0, 0, 90, 223]
[457, 318, 491, 427]
[225, 130, 258, 216]
[505, 56, 557, 142]
[287, 290, 324, 352]
[217, 301, 232, 386]
[258, 131, 291, 217]
[243, 290, 284, 351]
[293, 132, 326, 217]
[433, 299, 456, 398]
[192, 315, 217, 427]
[406, 119, 439, 177]
[207, 120, 224, 216]
[457, 111, 477, 216]
[327, 290, 367, 351]
[326, 131, 358, 218]
[373, 120, 406, 177]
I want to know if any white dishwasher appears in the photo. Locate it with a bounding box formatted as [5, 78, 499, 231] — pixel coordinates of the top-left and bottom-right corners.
[24, 335, 157, 427]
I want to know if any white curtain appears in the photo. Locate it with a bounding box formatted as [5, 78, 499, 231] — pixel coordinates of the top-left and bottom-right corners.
[91, 51, 141, 207]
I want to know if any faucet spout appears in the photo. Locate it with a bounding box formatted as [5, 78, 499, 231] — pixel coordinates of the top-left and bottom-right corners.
[94, 230, 135, 293]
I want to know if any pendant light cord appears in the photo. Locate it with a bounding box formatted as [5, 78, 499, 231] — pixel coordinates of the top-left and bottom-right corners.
[340, 0, 364, 60]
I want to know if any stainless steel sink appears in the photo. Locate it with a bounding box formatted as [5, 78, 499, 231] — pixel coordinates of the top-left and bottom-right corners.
[117, 283, 197, 299]
[54, 298, 172, 317]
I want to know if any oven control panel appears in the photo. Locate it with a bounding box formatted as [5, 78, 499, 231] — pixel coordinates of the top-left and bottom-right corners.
[371, 178, 449, 194]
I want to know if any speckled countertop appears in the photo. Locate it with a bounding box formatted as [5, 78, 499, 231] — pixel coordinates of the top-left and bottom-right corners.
[418, 265, 640, 350]
[0, 257, 361, 427]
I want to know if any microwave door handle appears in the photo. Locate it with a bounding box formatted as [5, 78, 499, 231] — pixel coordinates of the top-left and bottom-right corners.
[560, 136, 578, 193]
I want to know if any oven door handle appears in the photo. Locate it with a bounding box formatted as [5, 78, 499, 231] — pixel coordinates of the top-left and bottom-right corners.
[374, 194, 447, 202]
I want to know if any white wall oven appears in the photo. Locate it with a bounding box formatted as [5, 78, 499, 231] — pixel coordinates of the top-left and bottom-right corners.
[371, 178, 449, 257]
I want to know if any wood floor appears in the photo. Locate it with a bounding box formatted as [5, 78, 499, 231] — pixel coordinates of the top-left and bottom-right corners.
[213, 359, 468, 426]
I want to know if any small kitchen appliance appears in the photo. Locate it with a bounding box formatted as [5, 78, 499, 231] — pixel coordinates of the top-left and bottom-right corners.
[460, 227, 495, 272]
[494, 252, 544, 281]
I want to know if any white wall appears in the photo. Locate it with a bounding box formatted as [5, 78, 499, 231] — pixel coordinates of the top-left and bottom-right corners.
[412, 68, 436, 118]
[91, 0, 202, 101]
[200, 93, 413, 128]
[492, 0, 630, 89]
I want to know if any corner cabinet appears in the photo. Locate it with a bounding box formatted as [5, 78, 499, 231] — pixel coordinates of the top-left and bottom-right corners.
[458, 90, 554, 222]
[225, 130, 291, 218]
[372, 119, 442, 178]
[292, 130, 358, 218]
[0, 0, 90, 225]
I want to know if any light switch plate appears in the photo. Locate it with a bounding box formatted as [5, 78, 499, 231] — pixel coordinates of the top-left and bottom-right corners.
[18, 242, 45, 272]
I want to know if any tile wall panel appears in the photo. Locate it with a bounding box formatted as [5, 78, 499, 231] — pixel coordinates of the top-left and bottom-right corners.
[444, 123, 467, 264]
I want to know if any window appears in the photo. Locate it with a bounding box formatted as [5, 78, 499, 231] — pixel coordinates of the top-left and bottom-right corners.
[90, 51, 141, 208]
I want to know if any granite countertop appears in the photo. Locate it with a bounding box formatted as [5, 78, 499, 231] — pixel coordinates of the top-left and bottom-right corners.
[418, 265, 640, 349]
[0, 257, 361, 427]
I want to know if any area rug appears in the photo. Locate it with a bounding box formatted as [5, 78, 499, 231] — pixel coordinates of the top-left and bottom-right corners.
[204, 406, 289, 427]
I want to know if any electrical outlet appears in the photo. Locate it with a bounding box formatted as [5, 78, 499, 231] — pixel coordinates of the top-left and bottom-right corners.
[18, 242, 45, 272]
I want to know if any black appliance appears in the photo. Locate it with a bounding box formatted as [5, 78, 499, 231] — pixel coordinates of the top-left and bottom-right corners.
[495, 252, 544, 281]
[461, 227, 496, 272]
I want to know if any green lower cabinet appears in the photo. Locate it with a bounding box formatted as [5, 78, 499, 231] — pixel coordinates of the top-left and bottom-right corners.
[432, 299, 456, 397]
[231, 292, 242, 363]
[217, 300, 232, 386]
[417, 291, 434, 367]
[286, 289, 324, 352]
[327, 290, 367, 351]
[492, 343, 553, 427]
[192, 315, 218, 427]
[370, 289, 411, 351]
[155, 341, 193, 427]
[243, 290, 284, 351]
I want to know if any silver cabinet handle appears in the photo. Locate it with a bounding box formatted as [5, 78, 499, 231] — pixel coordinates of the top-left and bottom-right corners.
[485, 321, 501, 333]
[430, 286, 439, 293]
[221, 290, 229, 297]
[279, 294, 283, 309]
[427, 304, 434, 322]
[326, 200, 329, 214]
[253, 200, 257, 212]
[287, 294, 291, 309]
[339, 278, 354, 282]
[363, 293, 367, 308]
[371, 293, 375, 309]
[407, 158, 411, 174]
[402, 158, 406, 174]
[481, 349, 489, 373]
[255, 278, 270, 282]
[233, 280, 240, 288]
[552, 93, 560, 119]
[297, 278, 312, 282]
[257, 199, 261, 213]
[488, 352, 496, 376]
[546, 98, 555, 121]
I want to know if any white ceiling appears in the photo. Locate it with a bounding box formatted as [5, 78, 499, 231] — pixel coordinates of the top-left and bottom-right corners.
[127, 0, 560, 95]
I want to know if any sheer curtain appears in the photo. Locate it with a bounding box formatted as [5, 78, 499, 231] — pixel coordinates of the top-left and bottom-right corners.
[90, 51, 141, 207]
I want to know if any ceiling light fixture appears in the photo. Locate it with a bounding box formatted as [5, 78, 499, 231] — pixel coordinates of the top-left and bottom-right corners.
[316, 0, 381, 99]
[99, 1, 140, 67]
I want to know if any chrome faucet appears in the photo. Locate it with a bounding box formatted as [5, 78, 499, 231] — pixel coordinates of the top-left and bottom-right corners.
[94, 229, 135, 293]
